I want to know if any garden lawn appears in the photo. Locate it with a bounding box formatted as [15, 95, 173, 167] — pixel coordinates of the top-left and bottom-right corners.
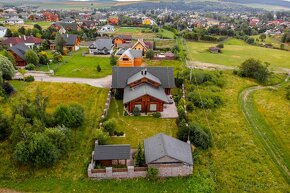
[186, 38, 290, 69]
[145, 59, 184, 75]
[186, 71, 289, 192]
[0, 81, 217, 193]
[38, 49, 112, 78]
[107, 99, 178, 148]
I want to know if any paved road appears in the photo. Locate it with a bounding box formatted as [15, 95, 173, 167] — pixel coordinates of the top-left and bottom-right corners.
[14, 72, 112, 88]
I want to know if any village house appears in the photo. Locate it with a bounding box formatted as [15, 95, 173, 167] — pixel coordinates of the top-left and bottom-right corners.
[43, 11, 59, 22]
[132, 39, 153, 56]
[112, 67, 175, 113]
[98, 24, 115, 36]
[89, 38, 114, 55]
[8, 43, 30, 66]
[81, 21, 97, 29]
[50, 22, 80, 34]
[114, 35, 133, 47]
[2, 36, 43, 48]
[118, 48, 143, 67]
[28, 14, 43, 22]
[5, 16, 24, 25]
[108, 17, 119, 25]
[0, 26, 7, 38]
[142, 18, 155, 25]
[50, 34, 80, 54]
[115, 43, 133, 55]
[4, 8, 17, 14]
[61, 17, 76, 24]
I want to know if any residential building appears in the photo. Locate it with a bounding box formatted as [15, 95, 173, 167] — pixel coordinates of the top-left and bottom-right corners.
[114, 35, 132, 47]
[0, 27, 7, 38]
[89, 38, 114, 55]
[132, 39, 153, 56]
[43, 12, 59, 22]
[2, 36, 43, 48]
[118, 48, 143, 67]
[5, 17, 24, 25]
[8, 43, 30, 66]
[50, 22, 80, 34]
[61, 17, 75, 23]
[50, 34, 80, 54]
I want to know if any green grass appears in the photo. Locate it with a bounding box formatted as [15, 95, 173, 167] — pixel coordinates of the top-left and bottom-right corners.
[158, 29, 175, 39]
[107, 99, 178, 148]
[24, 21, 52, 29]
[251, 35, 290, 50]
[115, 27, 156, 39]
[186, 38, 290, 69]
[145, 59, 184, 75]
[37, 49, 112, 78]
[116, 27, 146, 33]
[155, 39, 176, 49]
[187, 71, 289, 192]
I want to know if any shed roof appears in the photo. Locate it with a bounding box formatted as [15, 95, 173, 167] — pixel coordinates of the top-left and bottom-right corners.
[112, 66, 175, 89]
[123, 84, 169, 104]
[144, 133, 193, 165]
[93, 145, 131, 161]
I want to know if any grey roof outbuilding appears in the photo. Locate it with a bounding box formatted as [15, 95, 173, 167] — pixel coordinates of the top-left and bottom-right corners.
[89, 38, 113, 50]
[112, 67, 175, 89]
[94, 145, 131, 161]
[144, 133, 193, 165]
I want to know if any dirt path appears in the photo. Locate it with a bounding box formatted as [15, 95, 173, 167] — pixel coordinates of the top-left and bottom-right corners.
[0, 189, 24, 193]
[239, 78, 290, 183]
[186, 61, 235, 71]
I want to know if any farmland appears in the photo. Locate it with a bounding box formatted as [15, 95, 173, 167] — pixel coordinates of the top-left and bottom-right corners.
[186, 38, 290, 69]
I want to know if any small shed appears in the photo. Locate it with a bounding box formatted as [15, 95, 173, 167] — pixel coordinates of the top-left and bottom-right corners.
[94, 144, 131, 166]
[209, 47, 221, 54]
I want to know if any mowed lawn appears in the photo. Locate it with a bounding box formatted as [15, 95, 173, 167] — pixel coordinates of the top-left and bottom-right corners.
[107, 99, 178, 148]
[145, 59, 184, 75]
[115, 27, 156, 39]
[39, 49, 112, 78]
[187, 72, 289, 192]
[186, 38, 290, 69]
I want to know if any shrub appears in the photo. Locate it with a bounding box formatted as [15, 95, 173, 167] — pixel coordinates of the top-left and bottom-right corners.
[53, 52, 63, 63]
[177, 123, 212, 149]
[2, 82, 15, 96]
[38, 52, 50, 65]
[147, 167, 159, 181]
[24, 49, 39, 65]
[53, 104, 85, 128]
[0, 55, 15, 80]
[0, 111, 10, 140]
[97, 64, 101, 72]
[217, 43, 224, 48]
[94, 129, 109, 145]
[24, 75, 35, 82]
[145, 49, 154, 59]
[134, 143, 145, 167]
[246, 38, 255, 44]
[238, 58, 270, 83]
[110, 54, 117, 66]
[286, 86, 290, 100]
[133, 107, 141, 116]
[186, 102, 194, 112]
[188, 92, 223, 109]
[103, 119, 116, 136]
[25, 63, 36, 70]
[152, 112, 161, 118]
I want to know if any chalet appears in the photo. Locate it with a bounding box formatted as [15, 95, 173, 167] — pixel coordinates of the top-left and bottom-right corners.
[115, 43, 133, 55]
[2, 36, 43, 48]
[0, 27, 7, 38]
[50, 22, 80, 34]
[144, 133, 193, 167]
[112, 67, 175, 113]
[50, 34, 80, 54]
[118, 48, 142, 67]
[209, 47, 221, 54]
[142, 18, 154, 26]
[99, 25, 115, 33]
[81, 21, 97, 29]
[5, 17, 24, 25]
[114, 35, 132, 47]
[43, 12, 59, 22]
[89, 38, 114, 55]
[108, 17, 119, 25]
[132, 39, 153, 56]
[8, 43, 30, 66]
[28, 14, 43, 22]
[93, 142, 131, 167]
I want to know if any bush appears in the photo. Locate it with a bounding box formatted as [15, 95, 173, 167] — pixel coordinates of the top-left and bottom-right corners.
[145, 49, 154, 59]
[237, 58, 270, 83]
[53, 52, 63, 63]
[103, 119, 116, 136]
[188, 92, 223, 109]
[25, 63, 36, 70]
[133, 107, 141, 116]
[97, 64, 101, 72]
[38, 52, 50, 65]
[177, 123, 212, 149]
[53, 104, 85, 128]
[94, 129, 109, 145]
[24, 75, 35, 82]
[134, 143, 145, 167]
[24, 49, 39, 65]
[217, 43, 224, 48]
[110, 54, 117, 66]
[0, 111, 10, 140]
[0, 56, 15, 80]
[152, 112, 161, 118]
[286, 86, 290, 101]
[2, 82, 15, 96]
[147, 167, 159, 181]
[186, 102, 194, 112]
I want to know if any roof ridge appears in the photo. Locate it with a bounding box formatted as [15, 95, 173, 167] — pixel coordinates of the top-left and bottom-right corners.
[160, 133, 168, 156]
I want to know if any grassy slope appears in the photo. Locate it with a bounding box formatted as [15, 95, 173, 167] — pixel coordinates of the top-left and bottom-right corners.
[251, 35, 290, 50]
[107, 99, 178, 148]
[186, 38, 290, 69]
[38, 49, 112, 78]
[187, 72, 289, 192]
[159, 29, 175, 39]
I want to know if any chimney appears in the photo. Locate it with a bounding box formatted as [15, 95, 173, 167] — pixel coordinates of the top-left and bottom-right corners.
[66, 34, 69, 38]
[144, 68, 147, 75]
[10, 43, 12, 47]
[95, 140, 99, 146]
[141, 70, 143, 75]
[23, 35, 26, 41]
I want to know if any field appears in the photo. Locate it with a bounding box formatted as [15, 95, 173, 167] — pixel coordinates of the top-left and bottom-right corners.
[155, 39, 176, 49]
[158, 29, 175, 39]
[107, 99, 178, 148]
[38, 49, 112, 78]
[186, 38, 290, 69]
[186, 71, 289, 192]
[251, 35, 290, 50]
[115, 27, 157, 39]
[145, 59, 184, 74]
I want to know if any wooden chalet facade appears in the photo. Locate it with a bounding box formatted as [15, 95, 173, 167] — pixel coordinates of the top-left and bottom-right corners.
[132, 39, 153, 56]
[8, 43, 30, 66]
[112, 67, 175, 114]
[118, 48, 142, 67]
[50, 34, 80, 54]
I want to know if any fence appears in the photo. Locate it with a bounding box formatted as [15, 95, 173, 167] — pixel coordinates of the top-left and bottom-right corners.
[99, 89, 112, 128]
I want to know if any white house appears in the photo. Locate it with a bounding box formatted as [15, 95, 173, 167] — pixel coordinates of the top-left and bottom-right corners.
[0, 27, 7, 38]
[5, 17, 24, 25]
[99, 24, 115, 33]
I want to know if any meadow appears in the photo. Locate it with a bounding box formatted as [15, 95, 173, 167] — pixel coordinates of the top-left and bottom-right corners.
[38, 49, 112, 78]
[115, 27, 157, 39]
[186, 38, 290, 69]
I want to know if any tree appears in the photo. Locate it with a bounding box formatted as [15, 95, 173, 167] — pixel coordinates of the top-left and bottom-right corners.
[259, 34, 266, 42]
[53, 104, 85, 128]
[0, 111, 10, 140]
[2, 50, 16, 66]
[38, 51, 50, 65]
[5, 28, 13, 37]
[33, 24, 42, 31]
[145, 49, 154, 59]
[18, 26, 26, 35]
[110, 54, 117, 66]
[134, 143, 145, 167]
[24, 49, 39, 65]
[133, 107, 141, 116]
[102, 119, 116, 136]
[55, 33, 66, 54]
[0, 56, 15, 80]
[238, 58, 270, 83]
[246, 38, 255, 44]
[41, 40, 50, 50]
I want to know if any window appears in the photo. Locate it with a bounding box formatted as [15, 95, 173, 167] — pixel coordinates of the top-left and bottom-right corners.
[150, 104, 157, 112]
[123, 58, 129, 61]
[135, 104, 142, 111]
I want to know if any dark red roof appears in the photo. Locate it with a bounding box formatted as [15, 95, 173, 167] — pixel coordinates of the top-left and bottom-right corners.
[2, 36, 43, 46]
[145, 41, 153, 49]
